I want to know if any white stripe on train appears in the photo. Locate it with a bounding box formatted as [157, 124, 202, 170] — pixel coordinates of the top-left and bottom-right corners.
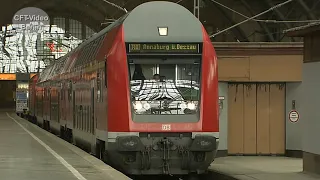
[96, 131, 219, 143]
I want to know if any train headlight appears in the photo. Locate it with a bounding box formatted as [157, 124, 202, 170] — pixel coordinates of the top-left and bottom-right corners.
[179, 103, 187, 110]
[135, 102, 142, 110]
[187, 102, 196, 110]
[143, 103, 151, 110]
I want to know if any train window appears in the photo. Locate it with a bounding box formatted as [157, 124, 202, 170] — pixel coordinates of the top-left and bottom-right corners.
[61, 89, 64, 100]
[104, 58, 107, 88]
[60, 83, 64, 100]
[85, 106, 88, 132]
[97, 72, 101, 102]
[68, 81, 72, 101]
[77, 105, 80, 129]
[44, 88, 46, 99]
[88, 106, 91, 133]
[84, 106, 86, 131]
[80, 90, 82, 103]
[47, 88, 50, 100]
[75, 105, 78, 128]
[128, 58, 201, 115]
[100, 70, 104, 102]
[88, 106, 90, 132]
[78, 105, 81, 129]
[87, 106, 89, 132]
[97, 70, 104, 102]
[80, 105, 83, 130]
[83, 106, 85, 131]
[89, 106, 91, 133]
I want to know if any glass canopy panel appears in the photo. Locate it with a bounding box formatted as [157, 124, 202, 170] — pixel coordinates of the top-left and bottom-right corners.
[0, 17, 96, 73]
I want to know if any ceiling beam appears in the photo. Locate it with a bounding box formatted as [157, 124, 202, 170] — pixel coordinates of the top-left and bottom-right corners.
[17, 0, 108, 20]
[205, 0, 249, 42]
[239, 0, 275, 41]
[296, 0, 317, 19]
[45, 9, 101, 32]
[263, 0, 296, 42]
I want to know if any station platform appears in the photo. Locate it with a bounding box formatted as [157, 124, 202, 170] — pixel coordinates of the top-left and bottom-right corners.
[209, 156, 320, 180]
[0, 110, 130, 180]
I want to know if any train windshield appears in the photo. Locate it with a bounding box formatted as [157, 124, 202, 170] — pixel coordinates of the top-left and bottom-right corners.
[128, 58, 201, 115]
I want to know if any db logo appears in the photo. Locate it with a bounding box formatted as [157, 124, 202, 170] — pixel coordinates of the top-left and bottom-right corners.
[162, 124, 171, 131]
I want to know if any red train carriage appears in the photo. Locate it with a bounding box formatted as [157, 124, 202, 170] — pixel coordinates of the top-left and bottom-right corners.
[28, 1, 219, 178]
[27, 74, 38, 123]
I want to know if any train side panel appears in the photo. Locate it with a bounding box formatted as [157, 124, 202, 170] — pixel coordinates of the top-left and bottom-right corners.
[95, 25, 123, 143]
[107, 25, 130, 134]
[28, 75, 38, 119]
[200, 26, 219, 133]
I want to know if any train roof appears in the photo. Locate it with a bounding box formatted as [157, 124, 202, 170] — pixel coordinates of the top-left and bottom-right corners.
[72, 1, 203, 49]
[38, 1, 204, 83]
[123, 1, 203, 43]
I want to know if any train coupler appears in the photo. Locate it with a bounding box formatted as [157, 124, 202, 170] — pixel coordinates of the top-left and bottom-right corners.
[140, 146, 151, 170]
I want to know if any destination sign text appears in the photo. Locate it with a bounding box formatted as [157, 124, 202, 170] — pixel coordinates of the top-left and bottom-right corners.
[128, 43, 200, 54]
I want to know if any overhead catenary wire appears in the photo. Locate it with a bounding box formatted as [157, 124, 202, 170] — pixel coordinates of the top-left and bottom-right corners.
[101, 0, 128, 13]
[209, 0, 320, 23]
[210, 0, 296, 38]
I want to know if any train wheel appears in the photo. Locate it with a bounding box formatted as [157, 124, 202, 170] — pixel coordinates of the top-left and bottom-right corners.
[95, 141, 101, 159]
[65, 128, 73, 143]
[33, 117, 37, 124]
[60, 126, 65, 139]
[96, 140, 108, 162]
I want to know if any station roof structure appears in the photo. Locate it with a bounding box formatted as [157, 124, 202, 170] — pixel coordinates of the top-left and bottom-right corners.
[284, 22, 320, 36]
[0, 0, 320, 73]
[1, 0, 320, 42]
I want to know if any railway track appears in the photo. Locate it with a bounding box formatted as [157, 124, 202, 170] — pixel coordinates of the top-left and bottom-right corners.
[130, 171, 238, 180]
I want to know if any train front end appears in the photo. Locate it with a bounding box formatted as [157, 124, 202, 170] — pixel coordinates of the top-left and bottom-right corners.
[107, 1, 219, 176]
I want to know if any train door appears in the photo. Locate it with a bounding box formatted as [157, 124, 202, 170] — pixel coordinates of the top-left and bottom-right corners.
[57, 91, 60, 123]
[73, 90, 76, 128]
[36, 89, 42, 118]
[91, 87, 95, 134]
[33, 89, 36, 117]
[49, 88, 52, 121]
[44, 87, 47, 120]
[41, 89, 44, 118]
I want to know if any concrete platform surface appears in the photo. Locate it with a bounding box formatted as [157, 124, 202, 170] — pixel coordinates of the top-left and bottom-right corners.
[209, 156, 320, 180]
[0, 112, 131, 180]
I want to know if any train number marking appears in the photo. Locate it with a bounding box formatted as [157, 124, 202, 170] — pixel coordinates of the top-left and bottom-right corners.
[162, 124, 171, 131]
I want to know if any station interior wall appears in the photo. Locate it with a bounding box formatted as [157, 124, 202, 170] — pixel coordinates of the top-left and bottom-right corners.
[218, 82, 228, 151]
[217, 82, 303, 155]
[285, 82, 302, 152]
[300, 62, 320, 155]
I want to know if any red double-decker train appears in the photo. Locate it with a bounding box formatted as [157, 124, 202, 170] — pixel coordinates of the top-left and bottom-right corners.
[28, 1, 219, 178]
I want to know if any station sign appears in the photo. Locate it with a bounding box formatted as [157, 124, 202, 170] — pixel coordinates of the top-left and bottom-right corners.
[289, 110, 299, 122]
[127, 43, 200, 54]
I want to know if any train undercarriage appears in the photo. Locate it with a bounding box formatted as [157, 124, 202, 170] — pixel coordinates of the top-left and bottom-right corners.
[104, 132, 218, 176]
[23, 115, 218, 179]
